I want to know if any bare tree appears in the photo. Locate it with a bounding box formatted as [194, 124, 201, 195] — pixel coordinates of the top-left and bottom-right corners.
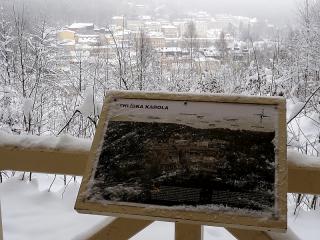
[135, 29, 153, 90]
[214, 31, 229, 61]
[184, 21, 198, 70]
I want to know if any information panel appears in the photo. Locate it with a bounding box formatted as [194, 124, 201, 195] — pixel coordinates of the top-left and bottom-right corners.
[76, 91, 287, 231]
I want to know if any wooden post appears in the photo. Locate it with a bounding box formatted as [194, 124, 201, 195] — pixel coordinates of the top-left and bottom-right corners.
[175, 223, 202, 240]
[227, 228, 273, 240]
[87, 218, 152, 240]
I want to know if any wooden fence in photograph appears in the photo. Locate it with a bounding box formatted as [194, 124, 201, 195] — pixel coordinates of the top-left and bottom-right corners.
[0, 137, 319, 240]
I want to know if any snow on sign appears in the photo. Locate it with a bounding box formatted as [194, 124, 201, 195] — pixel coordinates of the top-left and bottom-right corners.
[75, 91, 287, 231]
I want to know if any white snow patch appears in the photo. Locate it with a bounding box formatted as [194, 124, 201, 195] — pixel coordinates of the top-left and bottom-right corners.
[287, 206, 320, 240]
[287, 101, 305, 123]
[0, 131, 91, 152]
[0, 175, 107, 240]
[287, 149, 320, 167]
[68, 23, 94, 29]
[78, 88, 102, 118]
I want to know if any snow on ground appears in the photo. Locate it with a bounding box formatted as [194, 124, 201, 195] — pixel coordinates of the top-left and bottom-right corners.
[286, 207, 320, 240]
[0, 173, 320, 240]
[0, 174, 106, 240]
[0, 173, 235, 240]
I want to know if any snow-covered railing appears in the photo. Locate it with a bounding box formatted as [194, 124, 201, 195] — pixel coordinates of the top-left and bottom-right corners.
[1, 133, 319, 195]
[0, 132, 92, 152]
[287, 150, 320, 195]
[0, 133, 319, 240]
[0, 132, 90, 176]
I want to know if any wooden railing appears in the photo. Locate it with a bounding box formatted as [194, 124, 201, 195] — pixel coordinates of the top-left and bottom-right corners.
[0, 141, 319, 240]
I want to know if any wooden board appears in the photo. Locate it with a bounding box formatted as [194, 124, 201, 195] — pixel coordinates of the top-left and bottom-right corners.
[0, 147, 88, 175]
[227, 228, 273, 240]
[175, 223, 202, 240]
[75, 90, 287, 231]
[86, 218, 152, 240]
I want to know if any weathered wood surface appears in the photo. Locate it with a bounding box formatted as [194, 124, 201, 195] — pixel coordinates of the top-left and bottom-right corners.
[288, 161, 320, 195]
[87, 218, 152, 240]
[175, 223, 202, 240]
[227, 228, 273, 240]
[83, 218, 301, 240]
[0, 147, 89, 175]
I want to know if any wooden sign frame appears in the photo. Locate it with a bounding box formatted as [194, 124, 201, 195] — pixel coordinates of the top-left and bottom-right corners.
[75, 91, 287, 231]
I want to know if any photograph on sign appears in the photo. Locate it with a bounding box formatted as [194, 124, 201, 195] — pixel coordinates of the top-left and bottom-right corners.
[76, 92, 286, 230]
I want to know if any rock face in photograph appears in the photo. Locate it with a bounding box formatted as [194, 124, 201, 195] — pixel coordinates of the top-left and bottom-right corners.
[88, 121, 276, 214]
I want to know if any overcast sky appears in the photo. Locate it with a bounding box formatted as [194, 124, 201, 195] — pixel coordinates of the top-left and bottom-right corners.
[161, 0, 300, 23]
[2, 0, 302, 25]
